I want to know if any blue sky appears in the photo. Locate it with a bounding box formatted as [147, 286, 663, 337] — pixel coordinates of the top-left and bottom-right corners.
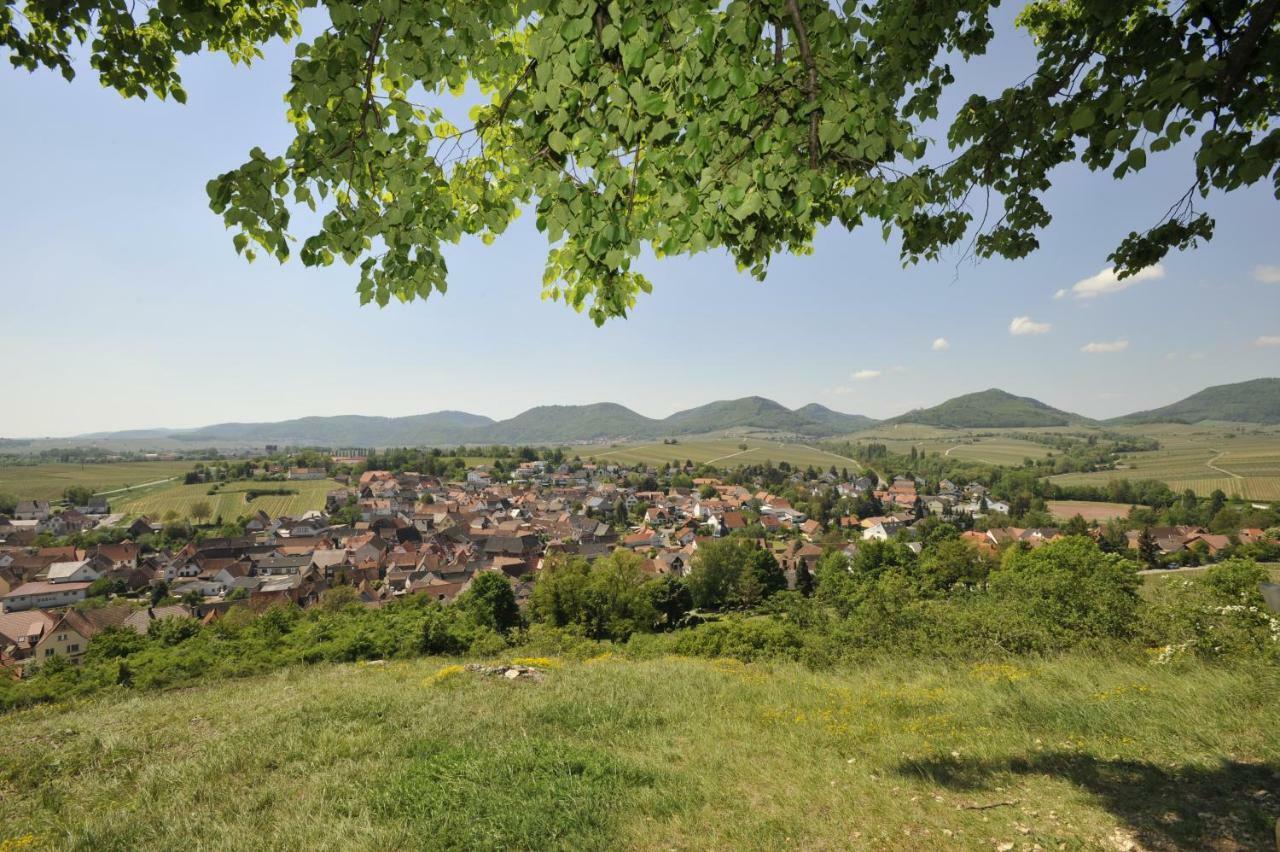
[2, 11, 1278, 438]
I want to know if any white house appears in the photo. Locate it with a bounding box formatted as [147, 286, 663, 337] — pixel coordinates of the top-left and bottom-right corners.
[46, 560, 100, 585]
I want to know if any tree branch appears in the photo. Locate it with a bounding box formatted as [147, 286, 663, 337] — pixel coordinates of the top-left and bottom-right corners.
[1218, 0, 1279, 101]
[784, 0, 820, 168]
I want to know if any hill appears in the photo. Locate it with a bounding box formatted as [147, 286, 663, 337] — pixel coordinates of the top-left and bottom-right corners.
[480, 403, 659, 443]
[890, 389, 1086, 428]
[792, 403, 879, 434]
[1110, 377, 1280, 425]
[2, 655, 1274, 849]
[44, 398, 879, 448]
[663, 396, 810, 434]
[172, 411, 495, 446]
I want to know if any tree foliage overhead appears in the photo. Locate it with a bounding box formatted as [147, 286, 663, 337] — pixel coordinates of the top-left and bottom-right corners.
[5, 0, 1278, 322]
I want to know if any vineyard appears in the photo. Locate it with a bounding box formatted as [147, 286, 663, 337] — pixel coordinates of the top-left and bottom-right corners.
[0, 461, 195, 501]
[1050, 427, 1280, 500]
[112, 479, 338, 521]
[584, 438, 862, 471]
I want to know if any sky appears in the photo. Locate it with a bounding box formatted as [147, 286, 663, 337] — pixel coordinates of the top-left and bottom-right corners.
[2, 10, 1278, 438]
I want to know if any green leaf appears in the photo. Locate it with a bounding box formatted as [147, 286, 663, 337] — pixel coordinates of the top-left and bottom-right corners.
[1069, 105, 1094, 132]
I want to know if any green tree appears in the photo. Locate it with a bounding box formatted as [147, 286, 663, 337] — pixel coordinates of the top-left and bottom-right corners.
[1137, 526, 1161, 570]
[992, 536, 1140, 643]
[11, 2, 1276, 320]
[62, 485, 94, 506]
[189, 500, 213, 525]
[458, 571, 521, 634]
[0, 492, 16, 515]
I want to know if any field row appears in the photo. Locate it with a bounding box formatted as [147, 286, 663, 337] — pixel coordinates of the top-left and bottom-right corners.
[584, 439, 863, 471]
[112, 479, 337, 522]
[0, 461, 195, 500]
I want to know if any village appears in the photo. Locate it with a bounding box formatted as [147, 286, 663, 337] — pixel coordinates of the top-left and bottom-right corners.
[2, 451, 1274, 677]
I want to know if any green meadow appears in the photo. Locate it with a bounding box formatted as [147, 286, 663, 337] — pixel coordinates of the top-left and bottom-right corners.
[1, 654, 1276, 850]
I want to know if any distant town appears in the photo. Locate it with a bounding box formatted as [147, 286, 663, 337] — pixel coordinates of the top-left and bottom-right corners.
[3, 427, 1277, 676]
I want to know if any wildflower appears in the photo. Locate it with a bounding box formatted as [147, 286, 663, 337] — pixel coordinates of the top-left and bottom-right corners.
[426, 664, 465, 685]
[511, 656, 561, 669]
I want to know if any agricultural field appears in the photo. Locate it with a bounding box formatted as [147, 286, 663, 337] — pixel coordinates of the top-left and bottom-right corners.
[583, 438, 863, 471]
[0, 461, 195, 501]
[111, 478, 337, 522]
[837, 426, 1058, 466]
[1050, 426, 1280, 500]
[1045, 500, 1136, 522]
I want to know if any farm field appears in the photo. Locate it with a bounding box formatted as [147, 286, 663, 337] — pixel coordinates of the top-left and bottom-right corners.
[1045, 500, 1135, 522]
[583, 438, 862, 471]
[0, 461, 195, 501]
[837, 426, 1060, 465]
[1049, 426, 1280, 500]
[1, 654, 1277, 850]
[112, 478, 337, 521]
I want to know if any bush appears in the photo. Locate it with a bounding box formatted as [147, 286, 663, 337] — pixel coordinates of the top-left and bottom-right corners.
[1141, 558, 1280, 661]
[989, 537, 1139, 648]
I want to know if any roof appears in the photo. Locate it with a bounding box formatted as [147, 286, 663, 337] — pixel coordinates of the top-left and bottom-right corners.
[4, 580, 93, 598]
[47, 560, 91, 580]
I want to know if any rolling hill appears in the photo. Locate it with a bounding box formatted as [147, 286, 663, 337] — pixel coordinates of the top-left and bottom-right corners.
[476, 403, 657, 443]
[890, 389, 1088, 428]
[1109, 378, 1280, 425]
[174, 412, 496, 446]
[57, 398, 879, 447]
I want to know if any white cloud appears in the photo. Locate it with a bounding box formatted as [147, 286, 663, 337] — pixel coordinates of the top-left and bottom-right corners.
[852, 369, 882, 381]
[931, 337, 950, 351]
[1254, 265, 1280, 284]
[1054, 289, 1069, 300]
[1255, 336, 1280, 347]
[1009, 316, 1051, 336]
[1065, 264, 1165, 299]
[1081, 340, 1129, 354]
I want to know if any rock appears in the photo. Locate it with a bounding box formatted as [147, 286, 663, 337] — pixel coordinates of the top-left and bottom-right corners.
[504, 669, 521, 680]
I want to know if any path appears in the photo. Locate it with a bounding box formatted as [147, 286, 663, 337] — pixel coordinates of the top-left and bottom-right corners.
[797, 443, 865, 472]
[93, 476, 178, 496]
[1204, 449, 1243, 480]
[704, 448, 756, 464]
[945, 445, 961, 457]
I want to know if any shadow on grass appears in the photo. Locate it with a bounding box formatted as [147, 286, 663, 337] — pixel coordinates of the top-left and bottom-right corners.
[894, 752, 1279, 850]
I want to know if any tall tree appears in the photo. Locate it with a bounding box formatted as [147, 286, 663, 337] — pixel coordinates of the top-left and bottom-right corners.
[7, 2, 1278, 320]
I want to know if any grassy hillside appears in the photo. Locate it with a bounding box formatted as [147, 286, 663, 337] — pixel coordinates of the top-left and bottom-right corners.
[1, 655, 1276, 850]
[892, 389, 1085, 428]
[0, 461, 195, 501]
[1111, 378, 1280, 425]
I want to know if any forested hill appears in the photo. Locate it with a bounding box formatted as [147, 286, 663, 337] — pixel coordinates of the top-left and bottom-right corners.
[1109, 378, 1280, 425]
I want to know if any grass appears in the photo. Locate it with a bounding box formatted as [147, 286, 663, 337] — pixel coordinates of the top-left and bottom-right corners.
[584, 439, 862, 471]
[111, 478, 337, 521]
[0, 462, 195, 501]
[1, 654, 1277, 850]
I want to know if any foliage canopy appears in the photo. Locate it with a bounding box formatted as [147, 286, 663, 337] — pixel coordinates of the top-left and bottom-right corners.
[5, 0, 1278, 321]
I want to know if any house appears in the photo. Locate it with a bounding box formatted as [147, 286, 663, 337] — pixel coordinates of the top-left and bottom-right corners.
[2, 580, 93, 612]
[45, 560, 100, 585]
[13, 501, 51, 521]
[127, 516, 157, 538]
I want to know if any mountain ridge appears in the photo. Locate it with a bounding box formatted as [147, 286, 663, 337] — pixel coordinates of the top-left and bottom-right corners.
[37, 378, 1280, 446]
